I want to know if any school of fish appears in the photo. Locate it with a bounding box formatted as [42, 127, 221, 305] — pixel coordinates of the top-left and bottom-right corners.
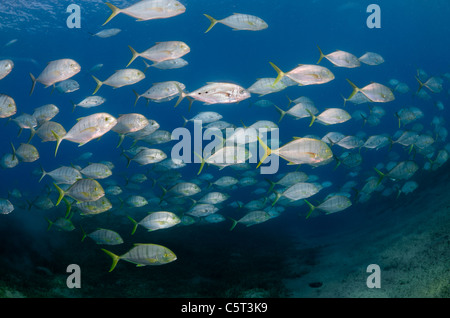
[1, 0, 449, 272]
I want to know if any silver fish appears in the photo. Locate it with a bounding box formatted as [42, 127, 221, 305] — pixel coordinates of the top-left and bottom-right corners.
[82, 228, 123, 245]
[30, 58, 81, 95]
[204, 13, 268, 33]
[317, 46, 360, 68]
[103, 0, 186, 25]
[175, 82, 251, 107]
[54, 179, 105, 205]
[90, 28, 121, 38]
[127, 41, 190, 66]
[52, 113, 117, 156]
[92, 69, 145, 94]
[101, 244, 177, 272]
[0, 94, 16, 118]
[270, 62, 335, 86]
[0, 59, 14, 80]
[128, 211, 181, 234]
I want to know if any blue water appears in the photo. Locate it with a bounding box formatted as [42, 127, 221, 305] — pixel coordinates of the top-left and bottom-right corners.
[0, 0, 449, 298]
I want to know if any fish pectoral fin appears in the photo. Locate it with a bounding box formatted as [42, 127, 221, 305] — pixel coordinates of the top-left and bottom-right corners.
[149, 6, 164, 12]
[145, 258, 158, 264]
[80, 127, 98, 134]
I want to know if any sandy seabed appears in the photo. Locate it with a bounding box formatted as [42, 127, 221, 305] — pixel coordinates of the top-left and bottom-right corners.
[0, 165, 449, 299]
[282, 166, 450, 298]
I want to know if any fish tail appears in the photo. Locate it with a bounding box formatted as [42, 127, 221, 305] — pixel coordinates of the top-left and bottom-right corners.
[333, 155, 341, 171]
[360, 113, 368, 127]
[132, 90, 140, 107]
[286, 95, 293, 107]
[240, 119, 247, 128]
[203, 14, 218, 33]
[121, 151, 132, 168]
[101, 248, 121, 272]
[273, 104, 286, 123]
[256, 135, 272, 169]
[91, 75, 103, 95]
[304, 199, 316, 219]
[186, 97, 194, 112]
[408, 144, 414, 155]
[325, 137, 335, 147]
[269, 62, 285, 86]
[29, 73, 36, 96]
[316, 45, 325, 64]
[415, 76, 424, 93]
[27, 126, 36, 144]
[340, 94, 348, 107]
[228, 217, 238, 231]
[158, 185, 167, 204]
[127, 216, 138, 235]
[193, 151, 206, 175]
[345, 79, 360, 100]
[174, 83, 186, 108]
[116, 134, 125, 149]
[126, 45, 139, 67]
[394, 112, 402, 128]
[10, 142, 16, 161]
[103, 3, 121, 26]
[305, 108, 316, 127]
[118, 197, 124, 209]
[80, 226, 87, 242]
[53, 183, 65, 206]
[63, 197, 72, 218]
[26, 199, 33, 210]
[351, 187, 360, 201]
[265, 178, 275, 194]
[373, 167, 385, 186]
[182, 115, 188, 127]
[45, 217, 53, 231]
[38, 165, 47, 183]
[51, 130, 63, 157]
[4, 117, 11, 127]
[70, 100, 78, 112]
[271, 190, 281, 207]
[142, 60, 151, 73]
